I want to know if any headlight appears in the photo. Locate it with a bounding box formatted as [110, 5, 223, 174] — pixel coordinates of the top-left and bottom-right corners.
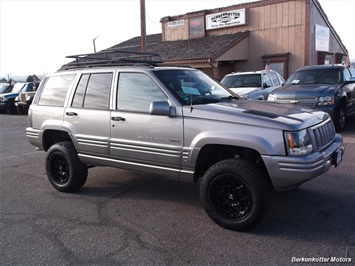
[0, 96, 4, 102]
[15, 96, 20, 101]
[284, 129, 313, 156]
[267, 94, 276, 101]
[318, 95, 334, 106]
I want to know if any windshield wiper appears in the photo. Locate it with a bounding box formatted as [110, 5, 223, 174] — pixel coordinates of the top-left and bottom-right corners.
[221, 95, 239, 100]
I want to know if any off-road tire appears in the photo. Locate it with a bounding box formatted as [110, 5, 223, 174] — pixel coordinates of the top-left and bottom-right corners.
[46, 141, 88, 192]
[17, 105, 28, 115]
[200, 158, 272, 231]
[334, 104, 346, 132]
[7, 103, 17, 115]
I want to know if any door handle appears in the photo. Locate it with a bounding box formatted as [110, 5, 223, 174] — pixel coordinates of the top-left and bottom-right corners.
[66, 112, 78, 116]
[111, 116, 126, 121]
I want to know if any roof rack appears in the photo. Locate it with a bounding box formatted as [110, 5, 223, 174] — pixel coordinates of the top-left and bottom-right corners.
[60, 49, 163, 70]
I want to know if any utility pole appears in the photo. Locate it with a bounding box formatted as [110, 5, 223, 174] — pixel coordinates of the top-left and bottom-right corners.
[140, 0, 146, 53]
[93, 36, 99, 53]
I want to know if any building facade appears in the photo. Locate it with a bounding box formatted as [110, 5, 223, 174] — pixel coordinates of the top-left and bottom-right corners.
[109, 0, 348, 80]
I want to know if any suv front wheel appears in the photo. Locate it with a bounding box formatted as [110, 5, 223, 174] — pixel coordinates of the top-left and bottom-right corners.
[199, 158, 272, 231]
[46, 141, 88, 192]
[333, 103, 346, 132]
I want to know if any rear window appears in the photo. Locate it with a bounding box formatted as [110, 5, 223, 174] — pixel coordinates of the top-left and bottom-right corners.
[221, 74, 261, 88]
[37, 74, 75, 106]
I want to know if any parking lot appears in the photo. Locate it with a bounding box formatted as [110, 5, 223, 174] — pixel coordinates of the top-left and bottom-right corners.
[0, 114, 354, 265]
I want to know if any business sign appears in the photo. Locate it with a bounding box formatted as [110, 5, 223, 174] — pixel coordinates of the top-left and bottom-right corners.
[168, 20, 184, 27]
[206, 9, 246, 30]
[315, 24, 329, 52]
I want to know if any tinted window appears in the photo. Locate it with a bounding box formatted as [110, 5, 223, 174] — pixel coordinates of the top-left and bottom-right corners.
[38, 74, 75, 106]
[71, 74, 89, 107]
[117, 73, 167, 112]
[86, 73, 112, 109]
[77, 73, 112, 110]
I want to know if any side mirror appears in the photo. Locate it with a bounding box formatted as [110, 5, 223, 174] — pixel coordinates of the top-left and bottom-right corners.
[149, 101, 175, 117]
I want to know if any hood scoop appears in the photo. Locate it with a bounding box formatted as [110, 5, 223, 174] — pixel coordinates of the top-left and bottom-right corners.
[243, 109, 279, 119]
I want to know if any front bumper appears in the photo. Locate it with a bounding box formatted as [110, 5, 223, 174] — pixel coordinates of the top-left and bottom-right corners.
[0, 102, 9, 111]
[262, 134, 344, 191]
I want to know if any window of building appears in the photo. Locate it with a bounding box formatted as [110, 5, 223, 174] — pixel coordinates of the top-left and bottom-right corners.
[117, 73, 167, 112]
[262, 53, 289, 78]
[38, 74, 76, 106]
[189, 17, 205, 38]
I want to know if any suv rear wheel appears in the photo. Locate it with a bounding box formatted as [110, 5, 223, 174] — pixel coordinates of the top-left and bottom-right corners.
[199, 158, 272, 231]
[46, 141, 88, 192]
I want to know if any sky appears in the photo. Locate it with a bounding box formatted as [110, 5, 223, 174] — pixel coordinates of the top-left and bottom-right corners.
[0, 0, 354, 78]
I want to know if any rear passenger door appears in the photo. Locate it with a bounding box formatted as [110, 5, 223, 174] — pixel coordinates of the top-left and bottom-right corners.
[64, 71, 113, 156]
[110, 72, 183, 173]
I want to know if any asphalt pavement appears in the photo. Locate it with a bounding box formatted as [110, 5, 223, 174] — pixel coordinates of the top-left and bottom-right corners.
[0, 114, 354, 266]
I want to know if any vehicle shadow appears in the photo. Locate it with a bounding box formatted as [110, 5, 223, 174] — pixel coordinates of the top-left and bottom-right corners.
[252, 184, 354, 245]
[60, 165, 354, 246]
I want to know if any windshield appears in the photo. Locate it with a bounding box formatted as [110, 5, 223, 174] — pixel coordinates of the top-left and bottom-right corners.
[221, 74, 261, 88]
[0, 84, 11, 94]
[286, 69, 342, 85]
[12, 83, 26, 93]
[153, 69, 232, 105]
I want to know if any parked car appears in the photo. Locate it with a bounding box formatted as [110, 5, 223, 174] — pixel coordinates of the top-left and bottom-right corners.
[26, 50, 344, 231]
[0, 83, 13, 94]
[0, 82, 34, 114]
[220, 70, 285, 100]
[267, 64, 355, 132]
[14, 82, 39, 114]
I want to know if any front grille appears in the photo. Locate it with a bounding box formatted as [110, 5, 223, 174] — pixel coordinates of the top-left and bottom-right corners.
[312, 120, 336, 151]
[276, 97, 317, 109]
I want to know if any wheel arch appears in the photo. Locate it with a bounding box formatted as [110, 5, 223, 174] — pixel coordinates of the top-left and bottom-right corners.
[42, 129, 73, 152]
[194, 144, 272, 187]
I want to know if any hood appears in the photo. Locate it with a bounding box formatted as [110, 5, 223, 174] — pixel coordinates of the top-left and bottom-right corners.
[0, 91, 20, 99]
[229, 87, 259, 96]
[183, 99, 329, 131]
[270, 83, 338, 97]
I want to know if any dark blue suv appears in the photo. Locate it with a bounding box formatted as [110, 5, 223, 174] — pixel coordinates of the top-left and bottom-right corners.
[268, 64, 355, 131]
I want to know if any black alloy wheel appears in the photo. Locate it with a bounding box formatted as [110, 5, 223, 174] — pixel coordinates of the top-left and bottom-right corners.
[46, 141, 88, 192]
[200, 158, 272, 231]
[209, 174, 252, 220]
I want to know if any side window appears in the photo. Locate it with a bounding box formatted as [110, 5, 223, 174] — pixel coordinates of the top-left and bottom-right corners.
[117, 73, 167, 112]
[262, 73, 272, 87]
[71, 74, 89, 107]
[72, 73, 112, 110]
[269, 72, 280, 86]
[38, 74, 75, 106]
[350, 66, 355, 77]
[343, 68, 351, 81]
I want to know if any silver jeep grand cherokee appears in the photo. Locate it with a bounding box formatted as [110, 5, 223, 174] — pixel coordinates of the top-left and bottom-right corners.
[26, 50, 344, 231]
